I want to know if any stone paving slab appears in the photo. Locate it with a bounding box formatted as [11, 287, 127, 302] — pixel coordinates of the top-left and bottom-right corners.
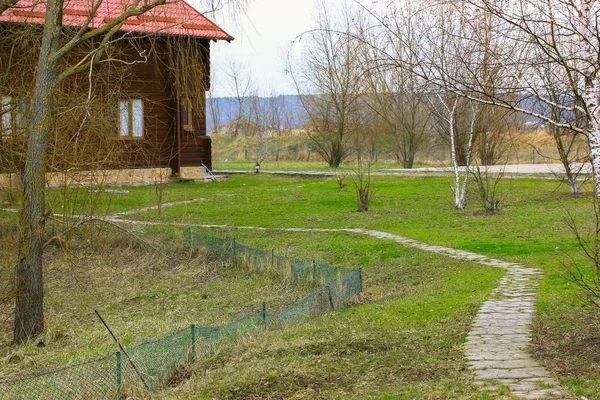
[463, 264, 574, 399]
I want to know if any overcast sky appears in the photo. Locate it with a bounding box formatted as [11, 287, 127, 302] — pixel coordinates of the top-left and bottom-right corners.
[199, 0, 316, 97]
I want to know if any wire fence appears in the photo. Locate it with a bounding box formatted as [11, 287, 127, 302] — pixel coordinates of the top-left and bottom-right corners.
[0, 231, 363, 399]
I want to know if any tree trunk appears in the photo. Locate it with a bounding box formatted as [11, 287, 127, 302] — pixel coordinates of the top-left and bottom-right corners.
[552, 126, 579, 194]
[14, 0, 62, 343]
[403, 151, 415, 169]
[578, 0, 600, 205]
[449, 102, 464, 209]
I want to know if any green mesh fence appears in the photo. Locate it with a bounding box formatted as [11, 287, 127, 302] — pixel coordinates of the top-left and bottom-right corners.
[0, 231, 362, 399]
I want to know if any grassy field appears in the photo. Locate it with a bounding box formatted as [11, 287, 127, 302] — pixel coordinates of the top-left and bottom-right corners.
[1, 168, 598, 398]
[130, 174, 597, 398]
[0, 231, 315, 376]
[210, 129, 587, 169]
[152, 229, 505, 399]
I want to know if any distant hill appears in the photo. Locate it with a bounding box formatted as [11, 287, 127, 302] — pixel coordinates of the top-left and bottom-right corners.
[206, 95, 309, 133]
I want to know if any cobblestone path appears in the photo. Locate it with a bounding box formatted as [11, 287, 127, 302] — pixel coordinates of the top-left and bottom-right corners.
[349, 229, 573, 399]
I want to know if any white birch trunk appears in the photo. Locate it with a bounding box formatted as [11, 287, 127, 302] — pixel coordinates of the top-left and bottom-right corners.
[580, 0, 600, 203]
[460, 105, 478, 208]
[436, 93, 470, 209]
[447, 99, 466, 208]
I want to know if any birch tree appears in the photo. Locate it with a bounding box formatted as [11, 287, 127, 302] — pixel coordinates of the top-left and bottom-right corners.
[432, 93, 478, 208]
[537, 66, 588, 194]
[393, 0, 600, 199]
[441, 0, 600, 201]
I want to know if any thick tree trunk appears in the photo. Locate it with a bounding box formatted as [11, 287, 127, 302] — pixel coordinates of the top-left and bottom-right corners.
[403, 152, 415, 169]
[14, 0, 62, 343]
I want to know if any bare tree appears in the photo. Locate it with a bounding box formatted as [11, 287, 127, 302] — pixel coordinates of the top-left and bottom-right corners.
[207, 86, 222, 135]
[351, 121, 376, 211]
[222, 59, 254, 137]
[534, 67, 588, 194]
[432, 92, 479, 209]
[399, 0, 600, 202]
[361, 4, 431, 168]
[289, 3, 363, 168]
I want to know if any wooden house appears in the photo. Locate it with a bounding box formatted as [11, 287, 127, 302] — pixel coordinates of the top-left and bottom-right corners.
[0, 0, 232, 187]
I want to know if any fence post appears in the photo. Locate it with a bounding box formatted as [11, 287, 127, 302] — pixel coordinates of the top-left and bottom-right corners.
[271, 249, 275, 266]
[327, 285, 335, 311]
[232, 239, 237, 266]
[191, 324, 196, 361]
[359, 268, 363, 293]
[313, 260, 317, 283]
[116, 351, 122, 398]
[262, 301, 267, 330]
[187, 228, 193, 246]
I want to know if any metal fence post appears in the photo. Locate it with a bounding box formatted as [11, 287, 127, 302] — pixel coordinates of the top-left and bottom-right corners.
[313, 260, 317, 283]
[116, 351, 122, 398]
[232, 239, 237, 266]
[359, 268, 363, 293]
[191, 324, 196, 361]
[327, 285, 335, 311]
[187, 228, 193, 246]
[262, 301, 267, 330]
[271, 249, 275, 266]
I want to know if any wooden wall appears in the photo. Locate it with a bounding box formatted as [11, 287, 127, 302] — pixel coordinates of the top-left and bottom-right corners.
[0, 29, 213, 175]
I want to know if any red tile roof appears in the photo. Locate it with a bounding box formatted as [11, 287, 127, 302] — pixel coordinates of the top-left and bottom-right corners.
[0, 0, 233, 41]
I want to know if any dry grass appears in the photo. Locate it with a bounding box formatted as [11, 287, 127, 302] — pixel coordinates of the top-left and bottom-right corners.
[0, 225, 313, 376]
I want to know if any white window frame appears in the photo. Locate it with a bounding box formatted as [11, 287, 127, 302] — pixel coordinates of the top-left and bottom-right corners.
[118, 99, 144, 138]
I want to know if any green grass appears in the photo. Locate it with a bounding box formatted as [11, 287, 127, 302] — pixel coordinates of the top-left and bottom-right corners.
[2, 171, 598, 397]
[113, 174, 597, 397]
[154, 230, 506, 399]
[124, 174, 591, 266]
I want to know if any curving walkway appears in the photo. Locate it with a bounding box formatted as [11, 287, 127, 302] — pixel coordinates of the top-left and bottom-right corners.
[100, 203, 576, 399]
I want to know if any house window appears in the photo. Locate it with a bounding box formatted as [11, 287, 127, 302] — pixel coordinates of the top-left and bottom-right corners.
[182, 99, 193, 131]
[2, 96, 28, 138]
[1, 96, 12, 137]
[119, 99, 144, 138]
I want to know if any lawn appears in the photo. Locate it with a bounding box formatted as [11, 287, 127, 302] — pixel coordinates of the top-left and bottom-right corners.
[118, 173, 597, 398]
[1, 171, 598, 398]
[154, 230, 505, 399]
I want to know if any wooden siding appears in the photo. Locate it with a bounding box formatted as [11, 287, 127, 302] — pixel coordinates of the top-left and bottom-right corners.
[0, 31, 212, 175]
